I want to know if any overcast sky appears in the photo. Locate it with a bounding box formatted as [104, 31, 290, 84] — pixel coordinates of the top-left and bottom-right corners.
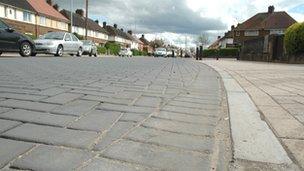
[53, 0, 304, 47]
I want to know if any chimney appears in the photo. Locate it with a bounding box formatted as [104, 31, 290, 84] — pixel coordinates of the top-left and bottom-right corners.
[46, 0, 53, 6]
[268, 6, 275, 13]
[120, 28, 124, 32]
[114, 24, 117, 29]
[217, 36, 221, 39]
[231, 25, 235, 30]
[53, 4, 59, 11]
[141, 34, 145, 38]
[103, 22, 106, 28]
[95, 20, 99, 24]
[128, 30, 132, 35]
[75, 9, 84, 17]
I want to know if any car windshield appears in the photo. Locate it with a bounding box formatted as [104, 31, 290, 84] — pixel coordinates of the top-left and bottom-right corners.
[82, 41, 92, 45]
[0, 19, 8, 29]
[156, 48, 166, 52]
[41, 32, 65, 40]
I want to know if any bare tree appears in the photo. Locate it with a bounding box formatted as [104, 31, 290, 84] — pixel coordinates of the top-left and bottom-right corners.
[150, 39, 165, 49]
[195, 33, 210, 47]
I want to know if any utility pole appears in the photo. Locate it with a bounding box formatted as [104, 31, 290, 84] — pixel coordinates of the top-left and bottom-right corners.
[70, 0, 73, 33]
[85, 0, 88, 40]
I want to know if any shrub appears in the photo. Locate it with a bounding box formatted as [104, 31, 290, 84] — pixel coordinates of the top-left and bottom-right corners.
[105, 42, 121, 55]
[97, 46, 107, 55]
[218, 48, 239, 56]
[203, 49, 218, 57]
[131, 49, 147, 56]
[284, 22, 304, 55]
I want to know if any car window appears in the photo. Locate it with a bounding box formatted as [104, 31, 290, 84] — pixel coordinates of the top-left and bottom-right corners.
[71, 34, 79, 42]
[65, 34, 72, 41]
[0, 19, 8, 29]
[41, 32, 65, 40]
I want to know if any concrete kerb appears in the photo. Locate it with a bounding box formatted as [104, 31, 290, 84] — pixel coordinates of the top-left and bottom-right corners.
[200, 62, 292, 166]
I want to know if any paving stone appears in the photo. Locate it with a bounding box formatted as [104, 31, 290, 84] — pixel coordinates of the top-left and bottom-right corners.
[168, 100, 218, 110]
[134, 96, 162, 107]
[126, 126, 213, 152]
[0, 99, 59, 112]
[174, 96, 220, 105]
[38, 87, 69, 96]
[162, 105, 217, 116]
[2, 124, 98, 149]
[94, 121, 137, 151]
[52, 100, 99, 116]
[0, 138, 34, 169]
[102, 140, 210, 171]
[113, 91, 142, 99]
[120, 113, 149, 123]
[69, 110, 121, 132]
[0, 109, 77, 127]
[80, 157, 153, 171]
[97, 103, 154, 114]
[11, 145, 94, 171]
[82, 95, 133, 105]
[155, 111, 217, 125]
[0, 93, 46, 101]
[0, 119, 22, 134]
[70, 89, 113, 97]
[282, 139, 304, 169]
[0, 107, 11, 114]
[41, 93, 83, 104]
[143, 117, 214, 136]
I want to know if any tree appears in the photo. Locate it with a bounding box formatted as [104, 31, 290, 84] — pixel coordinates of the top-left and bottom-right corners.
[150, 39, 165, 49]
[195, 33, 210, 47]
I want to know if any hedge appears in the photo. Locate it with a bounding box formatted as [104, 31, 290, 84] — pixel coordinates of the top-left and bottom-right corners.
[97, 46, 107, 55]
[105, 42, 121, 55]
[131, 49, 147, 56]
[203, 48, 239, 57]
[284, 22, 304, 55]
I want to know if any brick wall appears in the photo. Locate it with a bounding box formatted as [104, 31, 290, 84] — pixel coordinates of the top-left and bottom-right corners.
[2, 18, 36, 36]
[234, 30, 270, 45]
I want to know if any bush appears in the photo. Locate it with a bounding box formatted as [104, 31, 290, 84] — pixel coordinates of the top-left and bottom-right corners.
[105, 42, 121, 55]
[203, 49, 218, 57]
[285, 22, 304, 55]
[131, 49, 147, 56]
[203, 48, 239, 57]
[97, 46, 107, 55]
[218, 48, 239, 56]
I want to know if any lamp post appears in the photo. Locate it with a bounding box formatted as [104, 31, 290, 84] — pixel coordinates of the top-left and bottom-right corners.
[70, 0, 74, 33]
[85, 0, 88, 40]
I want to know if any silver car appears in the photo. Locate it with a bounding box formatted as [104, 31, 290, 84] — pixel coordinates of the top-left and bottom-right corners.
[34, 32, 83, 57]
[82, 40, 98, 57]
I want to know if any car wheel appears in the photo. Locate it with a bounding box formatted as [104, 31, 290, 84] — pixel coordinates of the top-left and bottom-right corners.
[94, 52, 98, 57]
[76, 47, 82, 57]
[55, 45, 63, 57]
[0, 52, 2, 56]
[31, 53, 37, 57]
[19, 42, 32, 57]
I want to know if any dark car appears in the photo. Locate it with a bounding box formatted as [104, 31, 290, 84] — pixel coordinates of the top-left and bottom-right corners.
[0, 19, 35, 57]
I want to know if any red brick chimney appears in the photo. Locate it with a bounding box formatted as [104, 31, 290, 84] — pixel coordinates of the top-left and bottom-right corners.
[114, 24, 117, 29]
[46, 0, 53, 6]
[53, 4, 59, 11]
[128, 30, 132, 35]
[75, 9, 84, 17]
[268, 6, 275, 13]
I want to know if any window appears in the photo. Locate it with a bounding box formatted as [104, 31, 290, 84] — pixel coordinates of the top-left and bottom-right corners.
[244, 30, 259, 36]
[40, 16, 46, 25]
[64, 34, 72, 41]
[236, 31, 241, 37]
[23, 12, 32, 22]
[270, 29, 284, 35]
[71, 34, 79, 41]
[0, 19, 8, 29]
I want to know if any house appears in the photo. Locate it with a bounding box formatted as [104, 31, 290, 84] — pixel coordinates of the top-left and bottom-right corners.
[126, 30, 143, 50]
[209, 26, 235, 49]
[61, 9, 108, 45]
[234, 6, 296, 45]
[0, 0, 69, 37]
[139, 34, 153, 54]
[208, 36, 221, 49]
[103, 22, 132, 47]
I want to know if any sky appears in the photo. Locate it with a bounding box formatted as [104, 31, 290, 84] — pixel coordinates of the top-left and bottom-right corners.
[53, 0, 304, 47]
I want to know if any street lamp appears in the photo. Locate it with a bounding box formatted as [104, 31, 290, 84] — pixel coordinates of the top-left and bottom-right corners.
[85, 0, 88, 40]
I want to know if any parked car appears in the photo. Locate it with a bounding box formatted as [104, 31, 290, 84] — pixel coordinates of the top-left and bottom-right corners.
[0, 18, 35, 57]
[82, 40, 97, 57]
[119, 48, 132, 57]
[154, 48, 167, 57]
[34, 32, 83, 57]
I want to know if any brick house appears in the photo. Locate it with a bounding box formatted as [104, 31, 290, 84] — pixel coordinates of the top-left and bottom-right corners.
[0, 0, 69, 37]
[234, 6, 296, 45]
[139, 34, 153, 54]
[103, 22, 132, 47]
[60, 9, 108, 45]
[126, 30, 143, 50]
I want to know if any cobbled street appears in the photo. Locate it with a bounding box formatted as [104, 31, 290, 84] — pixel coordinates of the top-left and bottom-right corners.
[0, 57, 231, 171]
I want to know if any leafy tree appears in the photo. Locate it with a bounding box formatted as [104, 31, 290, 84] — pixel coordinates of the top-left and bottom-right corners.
[285, 23, 304, 55]
[150, 39, 165, 48]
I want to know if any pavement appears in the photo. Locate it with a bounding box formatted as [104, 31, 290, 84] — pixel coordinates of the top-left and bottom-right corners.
[202, 59, 304, 170]
[0, 56, 231, 171]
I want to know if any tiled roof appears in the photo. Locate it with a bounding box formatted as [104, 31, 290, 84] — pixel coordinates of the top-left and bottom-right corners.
[139, 36, 150, 45]
[27, 0, 69, 22]
[0, 0, 35, 12]
[104, 26, 131, 40]
[61, 10, 108, 34]
[236, 11, 296, 30]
